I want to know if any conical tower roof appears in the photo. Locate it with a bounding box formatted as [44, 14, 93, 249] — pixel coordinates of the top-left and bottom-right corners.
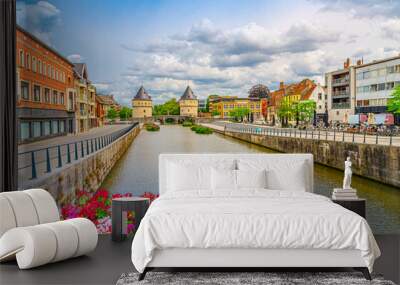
[180, 86, 197, 100]
[134, 86, 152, 100]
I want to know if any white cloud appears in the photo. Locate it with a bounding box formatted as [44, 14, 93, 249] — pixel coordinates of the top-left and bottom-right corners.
[17, 1, 61, 44]
[381, 19, 400, 41]
[67, 54, 84, 63]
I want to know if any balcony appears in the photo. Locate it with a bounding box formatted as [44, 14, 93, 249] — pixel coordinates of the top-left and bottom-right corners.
[332, 102, 350, 109]
[80, 110, 87, 116]
[332, 91, 350, 99]
[332, 78, 349, 86]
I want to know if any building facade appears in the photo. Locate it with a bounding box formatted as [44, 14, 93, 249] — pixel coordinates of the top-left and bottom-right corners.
[325, 59, 356, 124]
[132, 86, 152, 118]
[96, 94, 120, 126]
[209, 96, 263, 121]
[16, 26, 75, 143]
[308, 83, 327, 125]
[267, 82, 286, 125]
[73, 63, 96, 133]
[355, 56, 400, 125]
[179, 86, 198, 117]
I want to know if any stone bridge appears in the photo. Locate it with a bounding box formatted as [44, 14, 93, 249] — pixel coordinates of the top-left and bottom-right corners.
[132, 116, 220, 124]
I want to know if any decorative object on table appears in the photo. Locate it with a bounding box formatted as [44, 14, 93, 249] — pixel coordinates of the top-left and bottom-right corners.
[332, 198, 366, 218]
[332, 156, 358, 200]
[112, 197, 150, 242]
[116, 271, 394, 285]
[0, 189, 98, 269]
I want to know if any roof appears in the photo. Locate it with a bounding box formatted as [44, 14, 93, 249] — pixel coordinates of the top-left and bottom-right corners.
[355, 55, 400, 69]
[134, 86, 152, 100]
[17, 25, 74, 67]
[285, 79, 316, 100]
[180, 86, 197, 100]
[97, 94, 118, 105]
[73, 63, 90, 82]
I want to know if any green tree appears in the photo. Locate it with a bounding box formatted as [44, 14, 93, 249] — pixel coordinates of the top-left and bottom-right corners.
[119, 106, 132, 121]
[277, 100, 292, 127]
[211, 110, 221, 117]
[106, 107, 118, 121]
[388, 85, 400, 115]
[153, 99, 180, 115]
[229, 107, 250, 122]
[293, 100, 316, 125]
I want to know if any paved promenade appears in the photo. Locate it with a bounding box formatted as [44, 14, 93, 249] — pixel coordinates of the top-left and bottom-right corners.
[202, 122, 400, 147]
[18, 124, 133, 187]
[19, 124, 130, 153]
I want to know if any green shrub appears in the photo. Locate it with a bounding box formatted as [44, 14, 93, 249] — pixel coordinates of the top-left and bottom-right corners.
[182, 120, 193, 127]
[165, 118, 175, 124]
[144, 123, 160, 132]
[190, 125, 213, 134]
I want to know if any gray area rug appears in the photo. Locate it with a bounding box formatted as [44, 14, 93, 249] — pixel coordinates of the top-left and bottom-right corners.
[117, 272, 395, 285]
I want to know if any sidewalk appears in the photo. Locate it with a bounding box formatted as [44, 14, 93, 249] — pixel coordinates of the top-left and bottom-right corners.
[19, 124, 130, 153]
[203, 122, 400, 147]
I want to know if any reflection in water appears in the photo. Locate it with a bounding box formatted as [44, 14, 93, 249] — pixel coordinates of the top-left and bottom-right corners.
[102, 125, 400, 234]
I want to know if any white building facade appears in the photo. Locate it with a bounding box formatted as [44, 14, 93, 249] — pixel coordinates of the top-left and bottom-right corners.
[355, 56, 400, 124]
[326, 64, 356, 124]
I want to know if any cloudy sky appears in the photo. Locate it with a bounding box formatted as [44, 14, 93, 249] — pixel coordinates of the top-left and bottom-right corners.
[17, 0, 400, 105]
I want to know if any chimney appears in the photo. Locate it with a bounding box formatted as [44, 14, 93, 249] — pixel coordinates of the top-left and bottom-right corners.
[279, 81, 284, 89]
[344, 58, 350, 68]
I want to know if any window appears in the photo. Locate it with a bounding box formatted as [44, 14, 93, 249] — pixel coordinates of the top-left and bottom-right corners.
[26, 53, 30, 70]
[52, 66, 55, 79]
[20, 122, 30, 140]
[32, 56, 36, 72]
[53, 90, 58, 104]
[48, 65, 51, 77]
[318, 93, 322, 100]
[60, 120, 65, 133]
[395, 65, 400, 73]
[43, 61, 46, 76]
[43, 121, 51, 136]
[387, 66, 395, 74]
[51, 121, 59, 134]
[68, 91, 74, 110]
[33, 85, 41, 101]
[19, 49, 24, 67]
[56, 70, 59, 81]
[60, 92, 65, 105]
[21, 81, 29, 100]
[386, 82, 395, 90]
[38, 60, 42, 74]
[32, 122, 41, 137]
[377, 83, 385, 91]
[44, 88, 50, 103]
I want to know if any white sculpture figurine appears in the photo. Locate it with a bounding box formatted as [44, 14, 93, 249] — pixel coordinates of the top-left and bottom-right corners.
[343, 156, 352, 190]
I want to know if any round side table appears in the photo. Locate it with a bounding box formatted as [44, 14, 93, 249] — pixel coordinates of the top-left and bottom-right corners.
[111, 197, 150, 242]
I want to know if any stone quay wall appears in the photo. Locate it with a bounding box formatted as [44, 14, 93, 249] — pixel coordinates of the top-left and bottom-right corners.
[24, 124, 141, 206]
[216, 128, 400, 188]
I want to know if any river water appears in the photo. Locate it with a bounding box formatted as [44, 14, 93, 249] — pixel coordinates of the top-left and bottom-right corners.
[102, 125, 400, 234]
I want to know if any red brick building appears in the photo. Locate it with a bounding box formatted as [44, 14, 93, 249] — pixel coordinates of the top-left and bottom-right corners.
[16, 26, 76, 143]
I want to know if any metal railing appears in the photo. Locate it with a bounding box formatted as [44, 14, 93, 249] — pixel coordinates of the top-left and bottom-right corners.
[332, 102, 350, 109]
[215, 122, 400, 147]
[18, 123, 139, 181]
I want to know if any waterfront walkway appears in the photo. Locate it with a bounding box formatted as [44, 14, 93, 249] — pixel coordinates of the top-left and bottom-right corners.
[18, 124, 133, 188]
[203, 122, 400, 147]
[19, 124, 130, 153]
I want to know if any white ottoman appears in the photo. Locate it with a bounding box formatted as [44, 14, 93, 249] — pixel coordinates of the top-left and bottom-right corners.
[0, 189, 98, 269]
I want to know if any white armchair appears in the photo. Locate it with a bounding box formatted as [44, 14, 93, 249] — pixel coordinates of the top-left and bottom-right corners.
[0, 189, 98, 269]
